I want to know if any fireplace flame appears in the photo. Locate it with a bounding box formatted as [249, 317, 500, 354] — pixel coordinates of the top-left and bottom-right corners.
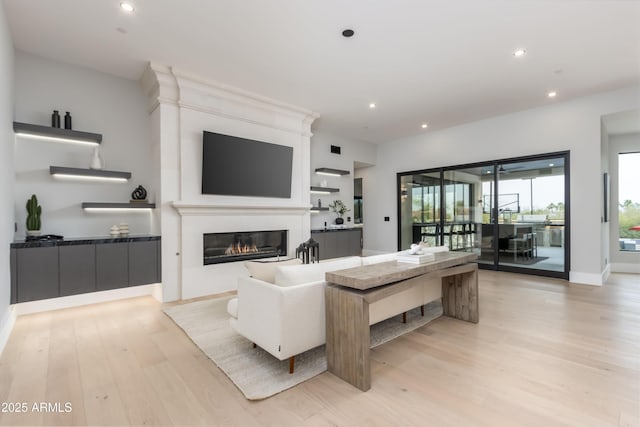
[225, 242, 259, 255]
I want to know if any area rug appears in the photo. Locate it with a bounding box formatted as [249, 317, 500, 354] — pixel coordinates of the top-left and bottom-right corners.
[163, 296, 442, 400]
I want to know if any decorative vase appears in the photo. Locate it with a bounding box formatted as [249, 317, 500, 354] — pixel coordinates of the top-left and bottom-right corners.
[90, 147, 103, 169]
[335, 217, 344, 225]
[51, 110, 60, 128]
[131, 185, 147, 201]
[64, 112, 72, 130]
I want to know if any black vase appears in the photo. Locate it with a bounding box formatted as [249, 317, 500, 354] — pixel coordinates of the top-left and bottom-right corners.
[51, 110, 60, 128]
[335, 217, 344, 225]
[64, 112, 72, 130]
[131, 185, 148, 201]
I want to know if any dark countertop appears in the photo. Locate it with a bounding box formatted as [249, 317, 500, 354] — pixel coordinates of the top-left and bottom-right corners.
[11, 235, 161, 248]
[311, 227, 363, 233]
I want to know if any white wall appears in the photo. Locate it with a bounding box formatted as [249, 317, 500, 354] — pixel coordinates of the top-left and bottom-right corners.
[608, 132, 640, 272]
[0, 2, 14, 353]
[365, 85, 640, 285]
[13, 51, 153, 239]
[309, 131, 376, 230]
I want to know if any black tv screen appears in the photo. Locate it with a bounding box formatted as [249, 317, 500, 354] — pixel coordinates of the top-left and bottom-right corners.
[202, 131, 293, 198]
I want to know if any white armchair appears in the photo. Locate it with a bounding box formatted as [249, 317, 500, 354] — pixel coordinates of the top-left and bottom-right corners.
[228, 276, 326, 374]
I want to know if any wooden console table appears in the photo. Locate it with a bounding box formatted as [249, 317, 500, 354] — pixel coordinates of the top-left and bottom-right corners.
[325, 251, 478, 391]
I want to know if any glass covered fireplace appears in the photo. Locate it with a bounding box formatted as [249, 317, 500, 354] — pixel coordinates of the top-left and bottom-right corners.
[203, 230, 288, 265]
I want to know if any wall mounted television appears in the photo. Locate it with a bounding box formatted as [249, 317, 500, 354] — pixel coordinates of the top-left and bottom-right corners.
[202, 131, 293, 198]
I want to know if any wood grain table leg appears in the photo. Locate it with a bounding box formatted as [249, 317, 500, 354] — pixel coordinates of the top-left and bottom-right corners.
[325, 285, 371, 391]
[441, 264, 479, 323]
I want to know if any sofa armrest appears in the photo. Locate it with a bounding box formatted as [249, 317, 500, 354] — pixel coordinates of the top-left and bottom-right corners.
[234, 276, 285, 355]
[279, 280, 327, 357]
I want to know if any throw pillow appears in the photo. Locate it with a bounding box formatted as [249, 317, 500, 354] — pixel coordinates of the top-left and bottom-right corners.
[244, 258, 302, 284]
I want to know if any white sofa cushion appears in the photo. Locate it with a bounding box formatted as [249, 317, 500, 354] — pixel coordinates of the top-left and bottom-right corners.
[244, 258, 302, 284]
[274, 256, 362, 287]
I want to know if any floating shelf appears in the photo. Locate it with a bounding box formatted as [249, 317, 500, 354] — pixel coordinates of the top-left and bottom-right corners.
[82, 202, 155, 210]
[311, 207, 330, 212]
[50, 166, 131, 181]
[14, 121, 102, 145]
[315, 167, 350, 176]
[310, 186, 339, 194]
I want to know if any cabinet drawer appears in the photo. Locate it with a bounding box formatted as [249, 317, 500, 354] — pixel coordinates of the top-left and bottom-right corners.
[129, 240, 159, 286]
[59, 244, 96, 296]
[96, 242, 129, 291]
[16, 246, 59, 303]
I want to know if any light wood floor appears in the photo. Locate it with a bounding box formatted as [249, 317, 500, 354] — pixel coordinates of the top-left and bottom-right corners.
[0, 271, 638, 427]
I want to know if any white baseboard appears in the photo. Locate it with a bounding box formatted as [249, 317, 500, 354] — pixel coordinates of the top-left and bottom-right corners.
[14, 283, 162, 316]
[151, 283, 163, 302]
[0, 305, 17, 355]
[569, 271, 603, 286]
[602, 264, 611, 284]
[611, 263, 640, 274]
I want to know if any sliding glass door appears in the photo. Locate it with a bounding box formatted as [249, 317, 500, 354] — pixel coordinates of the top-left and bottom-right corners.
[496, 157, 567, 273]
[399, 172, 441, 250]
[398, 152, 569, 279]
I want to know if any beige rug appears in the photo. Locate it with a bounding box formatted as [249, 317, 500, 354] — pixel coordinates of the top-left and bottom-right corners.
[163, 296, 442, 400]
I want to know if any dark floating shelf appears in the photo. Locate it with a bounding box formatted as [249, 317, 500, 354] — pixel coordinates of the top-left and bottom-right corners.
[13, 121, 102, 145]
[311, 207, 330, 212]
[315, 167, 350, 176]
[50, 166, 131, 181]
[310, 186, 339, 193]
[82, 202, 156, 210]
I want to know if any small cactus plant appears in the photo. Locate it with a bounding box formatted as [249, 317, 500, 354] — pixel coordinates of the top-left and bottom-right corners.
[26, 194, 42, 231]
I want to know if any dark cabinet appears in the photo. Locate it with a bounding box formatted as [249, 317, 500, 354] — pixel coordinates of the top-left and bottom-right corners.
[157, 240, 162, 282]
[59, 244, 96, 296]
[311, 232, 333, 260]
[129, 240, 159, 286]
[10, 249, 16, 304]
[15, 246, 59, 302]
[96, 242, 129, 291]
[311, 229, 362, 260]
[11, 237, 161, 303]
[346, 229, 363, 256]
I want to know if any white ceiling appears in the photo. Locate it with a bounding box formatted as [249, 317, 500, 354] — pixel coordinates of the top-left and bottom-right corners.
[4, 0, 640, 143]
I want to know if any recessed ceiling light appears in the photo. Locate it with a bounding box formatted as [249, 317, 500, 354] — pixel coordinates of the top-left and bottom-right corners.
[369, 103, 376, 109]
[342, 29, 355, 38]
[549, 163, 554, 167]
[421, 123, 428, 129]
[548, 91, 557, 98]
[120, 2, 135, 12]
[513, 49, 526, 58]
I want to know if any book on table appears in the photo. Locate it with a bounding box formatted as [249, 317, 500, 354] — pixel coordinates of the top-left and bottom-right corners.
[397, 252, 435, 264]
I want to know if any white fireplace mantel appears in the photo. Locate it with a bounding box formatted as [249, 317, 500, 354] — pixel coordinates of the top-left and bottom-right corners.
[172, 201, 311, 216]
[142, 63, 317, 301]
